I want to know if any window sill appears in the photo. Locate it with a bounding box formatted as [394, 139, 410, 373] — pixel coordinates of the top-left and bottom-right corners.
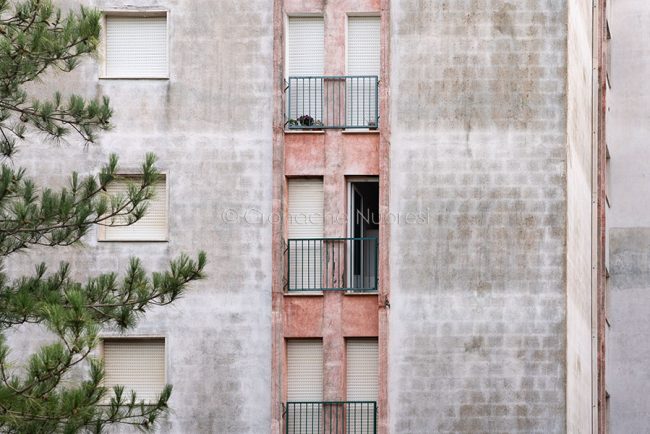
[98, 239, 169, 243]
[284, 291, 324, 296]
[342, 130, 380, 134]
[344, 290, 378, 296]
[99, 77, 170, 81]
[284, 130, 325, 134]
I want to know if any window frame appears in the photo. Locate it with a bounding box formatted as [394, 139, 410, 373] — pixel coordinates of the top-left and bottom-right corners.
[100, 10, 170, 80]
[285, 338, 324, 402]
[99, 336, 167, 405]
[284, 14, 325, 81]
[344, 13, 381, 77]
[97, 172, 169, 243]
[344, 14, 381, 131]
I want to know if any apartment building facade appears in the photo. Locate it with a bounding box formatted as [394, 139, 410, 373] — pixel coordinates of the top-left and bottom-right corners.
[5, 0, 631, 433]
[6, 0, 275, 432]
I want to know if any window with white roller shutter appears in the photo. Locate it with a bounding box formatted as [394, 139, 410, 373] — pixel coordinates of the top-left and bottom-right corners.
[287, 339, 323, 401]
[102, 339, 165, 403]
[287, 179, 323, 290]
[346, 338, 378, 400]
[347, 338, 378, 431]
[286, 340, 323, 434]
[286, 17, 324, 122]
[287, 17, 324, 76]
[347, 16, 380, 127]
[99, 175, 168, 242]
[347, 17, 380, 77]
[104, 14, 168, 78]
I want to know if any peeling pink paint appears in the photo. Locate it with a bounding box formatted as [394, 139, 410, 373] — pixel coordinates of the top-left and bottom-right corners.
[284, 296, 324, 337]
[285, 134, 326, 175]
[285, 133, 379, 176]
[342, 294, 380, 336]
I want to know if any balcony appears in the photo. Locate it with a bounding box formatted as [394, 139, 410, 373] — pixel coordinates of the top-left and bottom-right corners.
[284, 401, 377, 434]
[286, 237, 378, 292]
[285, 76, 379, 130]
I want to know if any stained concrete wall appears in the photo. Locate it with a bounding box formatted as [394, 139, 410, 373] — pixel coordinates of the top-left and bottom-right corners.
[4, 0, 274, 432]
[389, 0, 571, 432]
[606, 1, 650, 432]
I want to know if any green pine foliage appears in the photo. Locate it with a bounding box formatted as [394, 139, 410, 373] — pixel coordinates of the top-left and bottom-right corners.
[0, 1, 207, 432]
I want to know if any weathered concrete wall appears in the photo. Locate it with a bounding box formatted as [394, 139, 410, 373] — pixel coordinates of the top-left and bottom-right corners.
[606, 1, 650, 432]
[607, 230, 650, 433]
[566, 0, 595, 432]
[4, 0, 274, 432]
[389, 0, 569, 432]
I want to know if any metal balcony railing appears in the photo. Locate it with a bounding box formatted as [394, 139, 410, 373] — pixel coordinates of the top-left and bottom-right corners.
[286, 237, 378, 292]
[285, 76, 379, 130]
[284, 401, 377, 434]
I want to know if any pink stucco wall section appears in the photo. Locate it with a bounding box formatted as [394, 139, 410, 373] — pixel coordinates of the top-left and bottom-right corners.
[271, 0, 389, 432]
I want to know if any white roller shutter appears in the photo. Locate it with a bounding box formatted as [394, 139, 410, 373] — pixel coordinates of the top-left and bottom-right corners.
[101, 177, 168, 241]
[288, 179, 323, 239]
[346, 339, 379, 400]
[287, 339, 323, 401]
[103, 339, 165, 403]
[347, 17, 380, 127]
[105, 15, 168, 78]
[287, 17, 324, 123]
[287, 340, 323, 434]
[287, 17, 324, 76]
[347, 17, 380, 76]
[347, 339, 378, 433]
[288, 179, 323, 290]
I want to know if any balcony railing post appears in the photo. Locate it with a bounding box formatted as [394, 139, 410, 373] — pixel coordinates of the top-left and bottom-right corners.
[287, 77, 291, 127]
[374, 401, 378, 434]
[374, 76, 379, 127]
[374, 237, 379, 291]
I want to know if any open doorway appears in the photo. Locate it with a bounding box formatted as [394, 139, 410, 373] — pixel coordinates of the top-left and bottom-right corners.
[348, 179, 379, 290]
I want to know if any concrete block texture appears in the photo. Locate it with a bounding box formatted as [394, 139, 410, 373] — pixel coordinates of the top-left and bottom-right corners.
[3, 0, 274, 432]
[389, 0, 569, 432]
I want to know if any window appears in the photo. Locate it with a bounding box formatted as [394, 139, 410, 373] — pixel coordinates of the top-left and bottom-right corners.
[288, 179, 324, 240]
[346, 338, 378, 401]
[287, 339, 323, 401]
[287, 17, 324, 76]
[286, 17, 324, 125]
[104, 13, 168, 78]
[286, 339, 323, 434]
[287, 179, 323, 290]
[102, 338, 165, 403]
[346, 338, 378, 432]
[347, 16, 380, 128]
[347, 16, 380, 77]
[348, 180, 379, 290]
[99, 175, 168, 242]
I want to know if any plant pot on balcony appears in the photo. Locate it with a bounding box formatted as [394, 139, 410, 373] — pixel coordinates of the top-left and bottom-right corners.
[287, 115, 323, 131]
